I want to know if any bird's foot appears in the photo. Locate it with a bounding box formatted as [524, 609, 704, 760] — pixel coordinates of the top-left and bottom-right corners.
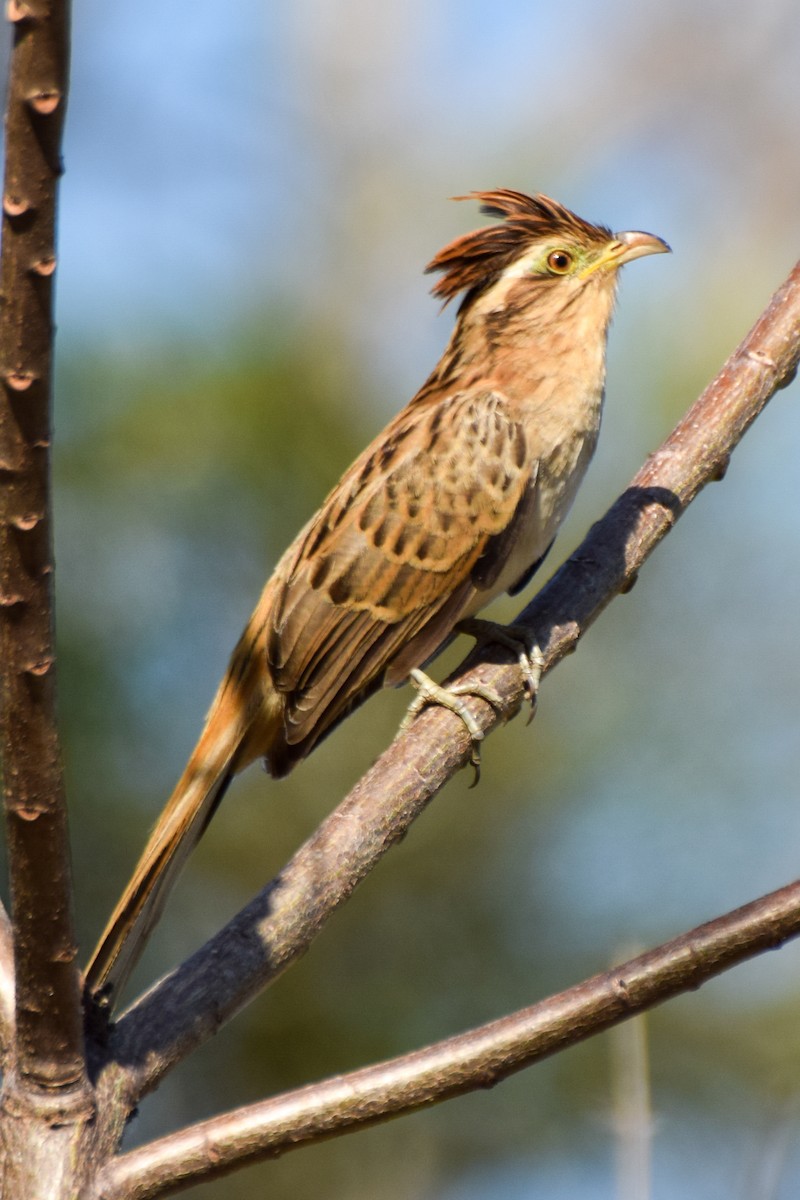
[401, 668, 503, 785]
[456, 617, 543, 724]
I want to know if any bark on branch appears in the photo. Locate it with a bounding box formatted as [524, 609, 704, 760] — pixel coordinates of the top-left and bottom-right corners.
[95, 877, 800, 1200]
[95, 259, 800, 1129]
[0, 0, 89, 1117]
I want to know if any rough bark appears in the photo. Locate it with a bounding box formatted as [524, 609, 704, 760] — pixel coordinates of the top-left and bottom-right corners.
[0, 1, 96, 1194]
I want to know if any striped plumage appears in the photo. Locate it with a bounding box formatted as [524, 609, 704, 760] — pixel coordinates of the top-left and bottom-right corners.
[86, 189, 668, 1002]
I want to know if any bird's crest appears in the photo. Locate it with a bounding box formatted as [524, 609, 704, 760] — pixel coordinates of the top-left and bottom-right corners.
[426, 189, 612, 307]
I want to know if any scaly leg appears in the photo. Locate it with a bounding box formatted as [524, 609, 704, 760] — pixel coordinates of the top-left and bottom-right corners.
[400, 620, 543, 782]
[456, 617, 544, 722]
[401, 668, 504, 783]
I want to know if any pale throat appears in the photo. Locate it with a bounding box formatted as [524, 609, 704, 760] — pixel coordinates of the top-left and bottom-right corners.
[469, 269, 620, 420]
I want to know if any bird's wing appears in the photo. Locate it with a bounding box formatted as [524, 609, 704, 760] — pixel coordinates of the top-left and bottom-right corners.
[264, 388, 535, 762]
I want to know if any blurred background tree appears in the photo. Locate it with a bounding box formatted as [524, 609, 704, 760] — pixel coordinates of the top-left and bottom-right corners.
[2, 1, 800, 1196]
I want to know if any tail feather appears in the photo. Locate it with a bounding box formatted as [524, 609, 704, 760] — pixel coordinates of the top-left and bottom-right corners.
[85, 659, 274, 1003]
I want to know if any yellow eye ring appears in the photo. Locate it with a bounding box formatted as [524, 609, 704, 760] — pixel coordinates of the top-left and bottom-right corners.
[546, 249, 573, 274]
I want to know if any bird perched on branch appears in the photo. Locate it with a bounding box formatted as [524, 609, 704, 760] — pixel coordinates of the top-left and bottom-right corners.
[85, 189, 669, 1003]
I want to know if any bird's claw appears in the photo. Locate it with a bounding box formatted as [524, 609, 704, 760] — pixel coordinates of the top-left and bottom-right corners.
[457, 618, 543, 724]
[402, 668, 504, 785]
[400, 621, 543, 784]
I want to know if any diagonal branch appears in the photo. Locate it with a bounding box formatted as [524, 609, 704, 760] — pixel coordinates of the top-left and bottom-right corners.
[97, 877, 800, 1200]
[97, 259, 800, 1110]
[0, 0, 89, 1108]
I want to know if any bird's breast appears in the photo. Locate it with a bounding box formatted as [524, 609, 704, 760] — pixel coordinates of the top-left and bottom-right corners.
[470, 377, 604, 610]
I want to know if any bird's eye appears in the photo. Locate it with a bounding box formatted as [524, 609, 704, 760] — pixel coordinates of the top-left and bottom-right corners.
[546, 249, 573, 275]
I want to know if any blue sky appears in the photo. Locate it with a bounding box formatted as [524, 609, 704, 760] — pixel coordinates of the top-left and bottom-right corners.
[55, 0, 799, 358]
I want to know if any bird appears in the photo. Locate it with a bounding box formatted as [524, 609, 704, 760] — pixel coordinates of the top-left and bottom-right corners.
[85, 189, 669, 1003]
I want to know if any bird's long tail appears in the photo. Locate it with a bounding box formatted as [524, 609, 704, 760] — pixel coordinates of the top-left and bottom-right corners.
[84, 645, 275, 1004]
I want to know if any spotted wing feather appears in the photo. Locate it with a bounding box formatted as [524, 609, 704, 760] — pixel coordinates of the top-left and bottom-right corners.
[263, 389, 533, 772]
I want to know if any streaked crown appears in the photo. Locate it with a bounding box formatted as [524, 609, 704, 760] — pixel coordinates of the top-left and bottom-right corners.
[426, 189, 613, 310]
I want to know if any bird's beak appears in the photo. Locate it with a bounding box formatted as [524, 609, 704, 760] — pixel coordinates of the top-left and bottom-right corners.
[581, 230, 671, 277]
[614, 229, 672, 263]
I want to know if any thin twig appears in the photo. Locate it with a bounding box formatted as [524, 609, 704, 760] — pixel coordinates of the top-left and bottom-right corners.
[0, 0, 88, 1106]
[95, 878, 800, 1200]
[98, 259, 800, 1112]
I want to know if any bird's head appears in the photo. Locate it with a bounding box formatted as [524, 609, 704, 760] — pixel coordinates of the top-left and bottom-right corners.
[426, 189, 670, 319]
